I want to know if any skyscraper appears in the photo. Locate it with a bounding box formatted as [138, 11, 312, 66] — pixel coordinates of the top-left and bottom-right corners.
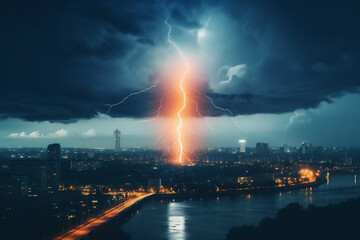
[239, 139, 246, 153]
[47, 143, 61, 190]
[283, 143, 288, 153]
[256, 142, 268, 154]
[48, 143, 60, 160]
[302, 141, 307, 154]
[114, 129, 121, 152]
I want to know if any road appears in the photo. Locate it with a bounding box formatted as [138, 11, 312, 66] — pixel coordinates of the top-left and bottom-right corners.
[54, 192, 154, 240]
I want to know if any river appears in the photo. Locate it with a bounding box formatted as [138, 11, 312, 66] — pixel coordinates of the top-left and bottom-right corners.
[123, 174, 360, 240]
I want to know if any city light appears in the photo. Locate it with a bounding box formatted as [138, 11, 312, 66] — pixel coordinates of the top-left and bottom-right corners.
[54, 192, 154, 240]
[299, 169, 316, 183]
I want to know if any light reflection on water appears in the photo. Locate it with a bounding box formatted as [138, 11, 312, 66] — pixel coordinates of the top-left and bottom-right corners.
[168, 203, 186, 239]
[123, 174, 360, 240]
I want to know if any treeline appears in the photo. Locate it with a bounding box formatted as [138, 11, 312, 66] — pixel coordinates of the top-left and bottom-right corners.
[226, 197, 360, 240]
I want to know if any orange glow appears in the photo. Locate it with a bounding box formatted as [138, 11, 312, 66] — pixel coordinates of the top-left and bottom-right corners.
[153, 21, 213, 165]
[299, 168, 316, 182]
[163, 20, 193, 165]
[176, 54, 189, 164]
[153, 59, 206, 165]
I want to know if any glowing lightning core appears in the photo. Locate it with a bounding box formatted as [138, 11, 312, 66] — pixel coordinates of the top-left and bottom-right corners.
[105, 17, 241, 164]
[165, 20, 190, 164]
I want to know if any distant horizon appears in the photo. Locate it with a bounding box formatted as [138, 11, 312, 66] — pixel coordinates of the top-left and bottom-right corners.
[1, 144, 360, 150]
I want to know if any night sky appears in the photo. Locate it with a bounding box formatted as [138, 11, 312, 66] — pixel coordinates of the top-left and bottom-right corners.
[1, 0, 360, 148]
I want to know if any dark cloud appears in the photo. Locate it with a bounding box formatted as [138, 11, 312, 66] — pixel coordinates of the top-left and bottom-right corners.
[203, 92, 328, 117]
[73, 1, 157, 36]
[0, 0, 360, 122]
[0, 0, 161, 122]
[170, 7, 201, 28]
[69, 36, 133, 60]
[209, 0, 360, 116]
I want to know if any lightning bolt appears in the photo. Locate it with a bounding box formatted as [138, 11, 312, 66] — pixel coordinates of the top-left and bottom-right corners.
[105, 16, 241, 164]
[191, 99, 214, 135]
[204, 94, 243, 130]
[105, 78, 159, 114]
[203, 16, 211, 29]
[140, 96, 164, 123]
[165, 20, 190, 164]
[105, 20, 192, 164]
[198, 16, 243, 132]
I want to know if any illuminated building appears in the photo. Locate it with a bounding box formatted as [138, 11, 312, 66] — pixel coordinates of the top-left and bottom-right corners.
[239, 139, 246, 153]
[114, 129, 121, 152]
[302, 141, 307, 154]
[256, 142, 268, 154]
[47, 143, 61, 189]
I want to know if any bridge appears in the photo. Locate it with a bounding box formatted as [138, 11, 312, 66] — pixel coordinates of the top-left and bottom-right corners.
[54, 192, 154, 240]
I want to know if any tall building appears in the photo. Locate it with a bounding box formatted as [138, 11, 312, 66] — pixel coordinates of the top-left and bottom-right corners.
[47, 143, 61, 190]
[283, 144, 288, 153]
[302, 141, 307, 154]
[48, 143, 61, 160]
[114, 129, 121, 152]
[0, 174, 29, 199]
[239, 139, 246, 153]
[256, 142, 268, 154]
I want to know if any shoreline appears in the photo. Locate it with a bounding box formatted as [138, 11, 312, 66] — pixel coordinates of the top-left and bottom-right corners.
[151, 177, 327, 200]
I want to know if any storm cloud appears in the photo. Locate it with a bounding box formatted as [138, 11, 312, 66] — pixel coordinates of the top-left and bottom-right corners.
[0, 0, 360, 122]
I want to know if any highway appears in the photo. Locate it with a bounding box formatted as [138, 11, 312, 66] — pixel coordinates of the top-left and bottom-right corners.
[54, 192, 154, 240]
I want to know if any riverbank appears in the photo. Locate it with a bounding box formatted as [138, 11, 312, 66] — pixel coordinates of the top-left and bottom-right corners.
[151, 177, 327, 200]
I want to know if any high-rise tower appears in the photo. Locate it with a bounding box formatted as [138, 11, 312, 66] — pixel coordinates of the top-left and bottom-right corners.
[239, 139, 246, 153]
[302, 141, 307, 154]
[114, 129, 121, 152]
[47, 143, 61, 189]
[283, 143, 288, 153]
[256, 142, 269, 154]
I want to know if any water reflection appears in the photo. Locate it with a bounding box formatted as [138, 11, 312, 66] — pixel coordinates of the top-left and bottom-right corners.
[326, 172, 330, 185]
[124, 174, 360, 240]
[168, 203, 186, 239]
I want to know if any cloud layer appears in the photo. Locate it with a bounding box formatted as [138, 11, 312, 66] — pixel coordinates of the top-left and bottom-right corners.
[1, 0, 360, 122]
[8, 129, 68, 139]
[7, 128, 97, 139]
